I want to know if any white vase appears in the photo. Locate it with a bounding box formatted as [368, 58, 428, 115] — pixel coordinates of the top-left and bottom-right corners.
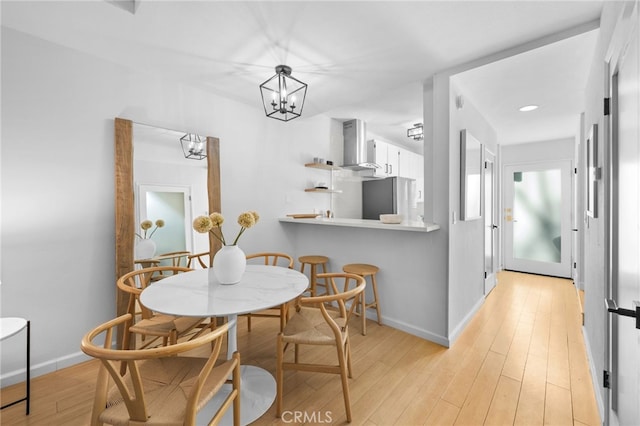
[135, 239, 156, 259]
[213, 245, 246, 284]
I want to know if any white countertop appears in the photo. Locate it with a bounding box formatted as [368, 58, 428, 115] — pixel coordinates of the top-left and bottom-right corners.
[279, 217, 440, 232]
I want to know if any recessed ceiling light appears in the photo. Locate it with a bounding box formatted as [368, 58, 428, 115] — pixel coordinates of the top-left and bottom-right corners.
[519, 105, 539, 112]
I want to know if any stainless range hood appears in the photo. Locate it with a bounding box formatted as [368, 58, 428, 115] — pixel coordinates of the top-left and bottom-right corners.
[341, 119, 380, 170]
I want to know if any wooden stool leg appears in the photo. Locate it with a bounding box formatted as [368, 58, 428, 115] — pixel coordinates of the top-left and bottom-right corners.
[361, 287, 367, 335]
[371, 273, 382, 325]
[310, 264, 318, 296]
[320, 262, 328, 295]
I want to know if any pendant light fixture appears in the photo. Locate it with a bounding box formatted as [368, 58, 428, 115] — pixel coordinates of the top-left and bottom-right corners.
[407, 123, 424, 141]
[180, 133, 207, 160]
[259, 65, 307, 122]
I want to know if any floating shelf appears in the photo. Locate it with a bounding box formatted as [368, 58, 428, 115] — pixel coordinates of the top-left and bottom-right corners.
[304, 162, 341, 171]
[304, 188, 342, 193]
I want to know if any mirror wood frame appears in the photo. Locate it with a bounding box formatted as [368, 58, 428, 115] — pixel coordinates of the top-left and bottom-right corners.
[114, 117, 221, 324]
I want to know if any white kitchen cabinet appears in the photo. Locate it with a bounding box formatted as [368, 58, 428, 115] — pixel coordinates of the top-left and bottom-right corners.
[398, 146, 411, 178]
[371, 139, 399, 177]
[387, 145, 400, 177]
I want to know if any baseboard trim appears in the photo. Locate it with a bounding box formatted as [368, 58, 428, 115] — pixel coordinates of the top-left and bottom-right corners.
[582, 326, 605, 423]
[447, 296, 485, 346]
[1, 351, 92, 388]
[381, 316, 450, 347]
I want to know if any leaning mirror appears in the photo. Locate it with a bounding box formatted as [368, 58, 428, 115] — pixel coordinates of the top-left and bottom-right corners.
[114, 118, 221, 324]
[460, 129, 482, 221]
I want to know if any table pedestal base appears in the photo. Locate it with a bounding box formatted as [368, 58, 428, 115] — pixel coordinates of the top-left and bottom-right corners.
[196, 365, 275, 426]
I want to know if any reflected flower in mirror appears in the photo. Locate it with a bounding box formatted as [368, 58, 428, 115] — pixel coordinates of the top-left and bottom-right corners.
[136, 219, 164, 240]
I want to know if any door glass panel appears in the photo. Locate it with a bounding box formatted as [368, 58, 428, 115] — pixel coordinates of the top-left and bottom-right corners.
[513, 168, 562, 263]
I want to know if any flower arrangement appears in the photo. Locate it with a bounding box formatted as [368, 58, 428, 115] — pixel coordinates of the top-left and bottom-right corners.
[193, 211, 259, 246]
[136, 219, 165, 240]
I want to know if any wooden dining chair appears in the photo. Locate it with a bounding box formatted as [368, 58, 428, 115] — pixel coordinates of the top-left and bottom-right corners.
[187, 251, 212, 269]
[81, 313, 241, 426]
[158, 250, 191, 267]
[244, 252, 295, 332]
[276, 272, 366, 423]
[117, 266, 210, 354]
[148, 251, 191, 281]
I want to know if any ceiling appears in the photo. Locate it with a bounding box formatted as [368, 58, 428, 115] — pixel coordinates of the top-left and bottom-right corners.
[2, 1, 603, 150]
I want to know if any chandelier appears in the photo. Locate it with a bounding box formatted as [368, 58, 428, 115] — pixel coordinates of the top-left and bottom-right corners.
[180, 133, 206, 160]
[259, 65, 307, 122]
[407, 123, 424, 141]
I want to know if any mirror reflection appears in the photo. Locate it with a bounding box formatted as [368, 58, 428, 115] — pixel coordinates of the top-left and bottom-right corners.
[460, 129, 482, 221]
[132, 123, 209, 262]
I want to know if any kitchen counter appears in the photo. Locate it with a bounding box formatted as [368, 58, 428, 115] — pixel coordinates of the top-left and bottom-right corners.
[278, 217, 440, 232]
[278, 214, 448, 346]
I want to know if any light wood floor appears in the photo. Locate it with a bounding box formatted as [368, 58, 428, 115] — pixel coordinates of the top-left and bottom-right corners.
[0, 271, 601, 425]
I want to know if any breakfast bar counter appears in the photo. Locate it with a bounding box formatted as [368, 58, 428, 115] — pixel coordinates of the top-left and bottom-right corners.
[279, 214, 448, 347]
[278, 217, 440, 232]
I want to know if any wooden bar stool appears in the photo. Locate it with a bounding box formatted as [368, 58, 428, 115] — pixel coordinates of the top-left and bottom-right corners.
[298, 255, 329, 296]
[342, 263, 381, 335]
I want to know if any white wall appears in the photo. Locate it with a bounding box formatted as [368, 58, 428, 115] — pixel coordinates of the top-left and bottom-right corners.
[0, 26, 334, 383]
[447, 80, 499, 340]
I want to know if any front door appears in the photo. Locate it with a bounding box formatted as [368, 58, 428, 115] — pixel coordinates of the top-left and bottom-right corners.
[606, 3, 640, 424]
[503, 160, 573, 278]
[484, 149, 498, 294]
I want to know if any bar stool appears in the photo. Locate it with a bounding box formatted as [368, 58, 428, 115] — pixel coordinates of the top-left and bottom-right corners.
[0, 317, 30, 414]
[298, 255, 329, 296]
[342, 263, 381, 335]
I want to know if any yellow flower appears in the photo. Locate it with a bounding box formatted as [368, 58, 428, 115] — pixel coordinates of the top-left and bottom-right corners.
[193, 215, 213, 233]
[209, 212, 224, 227]
[250, 211, 260, 224]
[238, 212, 256, 228]
[193, 211, 259, 246]
[137, 219, 165, 239]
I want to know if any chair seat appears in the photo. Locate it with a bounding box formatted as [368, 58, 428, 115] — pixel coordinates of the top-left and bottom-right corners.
[282, 306, 347, 345]
[129, 314, 204, 336]
[102, 357, 237, 426]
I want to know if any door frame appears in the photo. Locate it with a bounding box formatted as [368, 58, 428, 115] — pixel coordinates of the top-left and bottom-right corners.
[484, 148, 498, 294]
[136, 183, 194, 254]
[502, 159, 574, 278]
[604, 2, 639, 424]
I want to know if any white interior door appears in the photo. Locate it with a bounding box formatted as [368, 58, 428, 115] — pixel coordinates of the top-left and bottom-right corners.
[484, 150, 498, 294]
[606, 4, 640, 424]
[503, 160, 573, 278]
[137, 184, 193, 256]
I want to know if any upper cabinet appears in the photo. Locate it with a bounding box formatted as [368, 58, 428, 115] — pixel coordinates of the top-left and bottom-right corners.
[371, 140, 399, 177]
[369, 139, 422, 182]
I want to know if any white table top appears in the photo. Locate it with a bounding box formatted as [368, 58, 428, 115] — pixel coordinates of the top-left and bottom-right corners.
[1, 317, 28, 341]
[140, 265, 308, 317]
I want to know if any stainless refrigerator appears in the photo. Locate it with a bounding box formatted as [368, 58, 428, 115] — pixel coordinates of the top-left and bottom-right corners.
[362, 177, 416, 220]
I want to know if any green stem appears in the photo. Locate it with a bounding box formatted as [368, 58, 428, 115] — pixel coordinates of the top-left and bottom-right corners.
[210, 229, 226, 245]
[148, 226, 159, 238]
[231, 227, 246, 246]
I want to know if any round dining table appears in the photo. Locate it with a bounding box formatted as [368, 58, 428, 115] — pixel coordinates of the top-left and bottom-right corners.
[140, 264, 308, 426]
